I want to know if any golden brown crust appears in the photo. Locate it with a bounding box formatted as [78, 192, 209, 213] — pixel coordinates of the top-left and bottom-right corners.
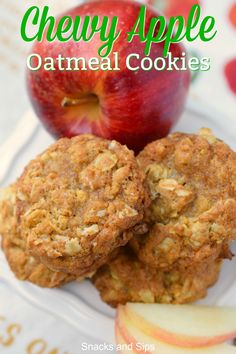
[92, 247, 221, 307]
[130, 223, 232, 273]
[1, 134, 149, 281]
[0, 186, 75, 287]
[130, 129, 236, 271]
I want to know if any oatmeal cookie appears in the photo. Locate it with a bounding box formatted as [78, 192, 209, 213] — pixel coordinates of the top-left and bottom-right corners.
[92, 247, 221, 307]
[0, 186, 75, 287]
[4, 135, 148, 278]
[130, 129, 236, 271]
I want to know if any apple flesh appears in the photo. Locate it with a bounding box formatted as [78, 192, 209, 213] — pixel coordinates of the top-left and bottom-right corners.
[27, 0, 190, 153]
[125, 303, 236, 348]
[116, 305, 236, 354]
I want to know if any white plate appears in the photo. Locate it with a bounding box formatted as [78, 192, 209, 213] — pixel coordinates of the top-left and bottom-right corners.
[0, 99, 236, 350]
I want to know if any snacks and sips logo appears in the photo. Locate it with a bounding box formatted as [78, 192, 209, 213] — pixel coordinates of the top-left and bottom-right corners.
[81, 341, 155, 352]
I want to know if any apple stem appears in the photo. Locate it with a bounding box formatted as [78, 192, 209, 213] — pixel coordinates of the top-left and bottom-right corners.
[61, 95, 98, 107]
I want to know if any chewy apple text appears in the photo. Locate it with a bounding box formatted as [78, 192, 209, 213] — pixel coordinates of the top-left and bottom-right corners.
[22, 4, 216, 72]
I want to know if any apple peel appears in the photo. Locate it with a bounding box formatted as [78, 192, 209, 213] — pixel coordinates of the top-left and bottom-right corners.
[115, 323, 135, 354]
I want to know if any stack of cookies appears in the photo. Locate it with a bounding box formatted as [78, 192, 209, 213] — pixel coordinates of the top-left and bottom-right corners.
[0, 135, 148, 287]
[93, 129, 236, 306]
[0, 130, 236, 307]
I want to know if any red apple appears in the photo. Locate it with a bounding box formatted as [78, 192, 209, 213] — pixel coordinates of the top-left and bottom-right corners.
[86, 0, 152, 4]
[27, 0, 190, 152]
[152, 0, 200, 21]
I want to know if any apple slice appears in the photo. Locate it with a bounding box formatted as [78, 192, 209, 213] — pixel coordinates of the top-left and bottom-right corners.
[115, 323, 135, 354]
[124, 303, 236, 348]
[116, 306, 236, 354]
